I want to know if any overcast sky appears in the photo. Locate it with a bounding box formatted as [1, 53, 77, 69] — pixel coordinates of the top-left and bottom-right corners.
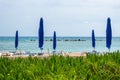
[0, 0, 120, 37]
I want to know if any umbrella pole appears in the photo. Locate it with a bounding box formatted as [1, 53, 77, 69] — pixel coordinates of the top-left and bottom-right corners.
[109, 49, 110, 53]
[16, 48, 17, 51]
[40, 48, 43, 54]
[41, 49, 42, 53]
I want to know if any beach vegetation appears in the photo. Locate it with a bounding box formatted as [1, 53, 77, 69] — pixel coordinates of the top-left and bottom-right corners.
[0, 51, 120, 79]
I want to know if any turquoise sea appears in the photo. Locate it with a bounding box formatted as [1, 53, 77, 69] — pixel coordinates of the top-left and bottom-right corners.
[0, 37, 120, 53]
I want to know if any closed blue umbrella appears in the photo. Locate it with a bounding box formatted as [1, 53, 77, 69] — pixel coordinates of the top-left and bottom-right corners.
[15, 30, 18, 50]
[38, 18, 44, 51]
[53, 31, 56, 50]
[106, 17, 112, 51]
[92, 29, 95, 50]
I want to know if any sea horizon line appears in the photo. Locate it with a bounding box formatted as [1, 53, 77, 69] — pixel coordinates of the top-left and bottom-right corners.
[0, 36, 120, 38]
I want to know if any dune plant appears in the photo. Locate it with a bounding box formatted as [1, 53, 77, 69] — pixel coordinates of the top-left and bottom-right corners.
[0, 52, 120, 79]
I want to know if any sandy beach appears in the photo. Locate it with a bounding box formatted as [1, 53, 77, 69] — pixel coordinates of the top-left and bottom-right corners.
[0, 51, 87, 58]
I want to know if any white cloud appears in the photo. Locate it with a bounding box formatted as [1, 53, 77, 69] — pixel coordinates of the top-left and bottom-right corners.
[0, 0, 120, 36]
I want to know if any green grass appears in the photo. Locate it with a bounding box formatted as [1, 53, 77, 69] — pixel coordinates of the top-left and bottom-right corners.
[1, 51, 120, 80]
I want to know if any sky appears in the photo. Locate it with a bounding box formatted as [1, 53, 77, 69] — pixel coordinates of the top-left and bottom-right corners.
[0, 0, 120, 37]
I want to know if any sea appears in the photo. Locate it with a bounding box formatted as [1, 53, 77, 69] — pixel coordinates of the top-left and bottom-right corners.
[0, 37, 120, 53]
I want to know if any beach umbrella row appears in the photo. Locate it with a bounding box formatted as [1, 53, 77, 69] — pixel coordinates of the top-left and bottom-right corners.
[91, 17, 112, 52]
[14, 17, 112, 53]
[14, 17, 57, 53]
[38, 18, 57, 53]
